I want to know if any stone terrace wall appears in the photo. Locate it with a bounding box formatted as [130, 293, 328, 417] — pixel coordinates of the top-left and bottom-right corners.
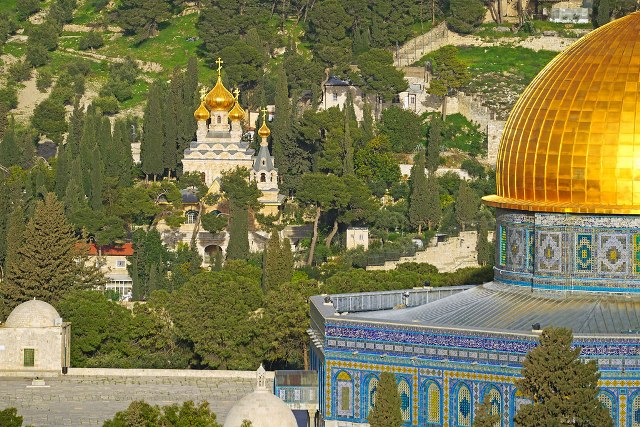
[0, 369, 274, 426]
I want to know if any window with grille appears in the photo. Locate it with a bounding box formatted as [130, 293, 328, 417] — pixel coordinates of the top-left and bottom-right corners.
[424, 381, 441, 425]
[456, 384, 472, 427]
[398, 379, 411, 422]
[23, 348, 35, 367]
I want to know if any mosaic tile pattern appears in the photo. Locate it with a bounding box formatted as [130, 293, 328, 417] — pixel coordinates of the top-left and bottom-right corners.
[495, 209, 640, 292]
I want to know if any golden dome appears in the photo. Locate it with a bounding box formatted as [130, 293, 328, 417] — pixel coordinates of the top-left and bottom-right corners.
[484, 12, 640, 214]
[258, 107, 270, 138]
[204, 58, 234, 112]
[193, 101, 210, 121]
[229, 89, 245, 122]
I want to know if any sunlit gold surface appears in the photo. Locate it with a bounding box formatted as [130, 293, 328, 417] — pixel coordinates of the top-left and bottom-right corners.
[258, 120, 271, 138]
[229, 91, 245, 122]
[484, 12, 640, 214]
[205, 75, 235, 112]
[193, 101, 210, 121]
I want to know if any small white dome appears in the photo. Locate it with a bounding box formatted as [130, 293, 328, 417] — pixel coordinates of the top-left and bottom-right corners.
[4, 300, 61, 328]
[223, 389, 298, 427]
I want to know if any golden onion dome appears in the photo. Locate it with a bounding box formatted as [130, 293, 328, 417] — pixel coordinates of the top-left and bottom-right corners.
[205, 74, 235, 112]
[193, 101, 210, 121]
[483, 12, 640, 214]
[229, 90, 246, 122]
[258, 120, 271, 138]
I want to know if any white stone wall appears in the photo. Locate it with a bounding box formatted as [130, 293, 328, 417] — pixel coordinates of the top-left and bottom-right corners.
[0, 325, 69, 372]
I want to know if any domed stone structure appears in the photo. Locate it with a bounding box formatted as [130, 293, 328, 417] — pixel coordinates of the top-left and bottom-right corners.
[5, 299, 61, 328]
[309, 14, 640, 427]
[0, 300, 70, 373]
[223, 365, 297, 427]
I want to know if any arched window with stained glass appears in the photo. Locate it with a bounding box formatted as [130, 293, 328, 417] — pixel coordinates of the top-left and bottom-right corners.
[628, 391, 640, 427]
[597, 389, 615, 423]
[481, 385, 502, 427]
[363, 375, 379, 419]
[335, 371, 353, 418]
[421, 380, 441, 426]
[454, 383, 472, 427]
[397, 378, 412, 424]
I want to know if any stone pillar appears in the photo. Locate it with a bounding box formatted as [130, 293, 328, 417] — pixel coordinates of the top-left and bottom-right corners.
[196, 121, 207, 141]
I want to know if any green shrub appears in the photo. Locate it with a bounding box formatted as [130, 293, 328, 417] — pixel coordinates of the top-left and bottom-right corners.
[93, 96, 120, 115]
[0, 85, 18, 109]
[8, 60, 32, 83]
[36, 69, 53, 92]
[78, 31, 104, 50]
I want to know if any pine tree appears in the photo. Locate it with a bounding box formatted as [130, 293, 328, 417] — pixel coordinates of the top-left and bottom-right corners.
[515, 327, 613, 427]
[141, 81, 165, 181]
[426, 117, 442, 175]
[368, 372, 403, 427]
[455, 181, 479, 232]
[409, 149, 429, 234]
[3, 193, 91, 309]
[473, 394, 501, 427]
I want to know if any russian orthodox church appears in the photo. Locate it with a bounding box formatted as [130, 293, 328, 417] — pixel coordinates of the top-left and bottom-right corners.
[182, 58, 284, 216]
[309, 13, 640, 427]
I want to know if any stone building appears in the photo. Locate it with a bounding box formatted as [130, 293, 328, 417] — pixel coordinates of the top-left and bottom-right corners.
[0, 300, 70, 374]
[86, 243, 134, 299]
[309, 14, 640, 427]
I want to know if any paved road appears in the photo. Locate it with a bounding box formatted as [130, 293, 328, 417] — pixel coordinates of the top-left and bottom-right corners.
[0, 375, 268, 426]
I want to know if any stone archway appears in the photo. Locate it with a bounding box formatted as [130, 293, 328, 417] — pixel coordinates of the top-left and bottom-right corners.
[204, 244, 223, 265]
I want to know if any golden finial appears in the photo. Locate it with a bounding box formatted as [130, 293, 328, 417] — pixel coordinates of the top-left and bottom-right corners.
[258, 107, 270, 139]
[228, 88, 245, 122]
[199, 86, 208, 101]
[216, 57, 224, 74]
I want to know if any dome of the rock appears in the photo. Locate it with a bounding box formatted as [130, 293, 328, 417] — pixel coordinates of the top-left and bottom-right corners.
[4, 300, 61, 328]
[484, 12, 640, 214]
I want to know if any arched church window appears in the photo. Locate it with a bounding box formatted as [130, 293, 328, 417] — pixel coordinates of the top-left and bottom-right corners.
[217, 116, 221, 124]
[422, 380, 441, 426]
[262, 159, 266, 166]
[455, 383, 472, 427]
[185, 210, 198, 225]
[597, 390, 615, 423]
[335, 371, 353, 418]
[510, 388, 531, 422]
[363, 375, 378, 419]
[398, 378, 411, 423]
[481, 385, 502, 427]
[260, 173, 266, 182]
[631, 392, 640, 427]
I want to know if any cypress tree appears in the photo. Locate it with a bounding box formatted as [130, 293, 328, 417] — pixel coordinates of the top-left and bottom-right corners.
[113, 119, 134, 188]
[515, 327, 613, 427]
[179, 57, 199, 158]
[141, 81, 165, 181]
[281, 237, 293, 283]
[361, 100, 375, 143]
[0, 117, 20, 168]
[80, 105, 98, 198]
[163, 72, 180, 177]
[89, 144, 104, 210]
[3, 193, 88, 308]
[455, 181, 479, 232]
[368, 372, 403, 427]
[476, 210, 492, 266]
[409, 149, 429, 234]
[263, 230, 281, 292]
[425, 175, 442, 231]
[4, 198, 25, 283]
[343, 106, 354, 175]
[426, 117, 442, 175]
[64, 157, 87, 216]
[226, 205, 249, 260]
[596, 0, 611, 27]
[272, 62, 292, 180]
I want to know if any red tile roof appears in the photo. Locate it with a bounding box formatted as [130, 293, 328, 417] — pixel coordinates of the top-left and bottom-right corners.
[85, 243, 134, 256]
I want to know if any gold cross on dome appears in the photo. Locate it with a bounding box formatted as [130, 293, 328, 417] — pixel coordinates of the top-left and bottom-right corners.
[233, 88, 240, 99]
[199, 86, 207, 100]
[215, 57, 223, 73]
[261, 107, 268, 121]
